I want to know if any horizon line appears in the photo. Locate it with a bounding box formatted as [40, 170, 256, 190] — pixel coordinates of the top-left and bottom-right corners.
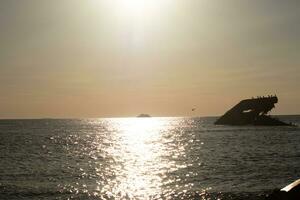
[0, 114, 300, 120]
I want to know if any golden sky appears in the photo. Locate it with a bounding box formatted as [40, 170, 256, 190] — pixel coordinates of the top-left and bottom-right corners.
[1, 0, 300, 118]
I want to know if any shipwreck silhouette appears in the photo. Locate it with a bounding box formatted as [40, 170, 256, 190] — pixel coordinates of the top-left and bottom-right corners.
[215, 95, 291, 126]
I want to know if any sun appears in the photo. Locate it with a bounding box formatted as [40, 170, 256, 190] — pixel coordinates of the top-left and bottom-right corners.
[118, 0, 149, 15]
[90, 0, 172, 49]
[108, 0, 170, 21]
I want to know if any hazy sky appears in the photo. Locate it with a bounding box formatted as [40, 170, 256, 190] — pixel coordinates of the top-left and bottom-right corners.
[1, 0, 300, 118]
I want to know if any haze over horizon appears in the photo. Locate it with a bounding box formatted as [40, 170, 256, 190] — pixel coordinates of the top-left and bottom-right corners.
[1, 0, 300, 119]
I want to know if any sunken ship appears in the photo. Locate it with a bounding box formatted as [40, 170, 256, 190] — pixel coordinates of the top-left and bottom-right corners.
[215, 95, 291, 126]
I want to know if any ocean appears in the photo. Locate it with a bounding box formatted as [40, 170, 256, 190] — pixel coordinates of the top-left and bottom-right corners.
[0, 116, 299, 200]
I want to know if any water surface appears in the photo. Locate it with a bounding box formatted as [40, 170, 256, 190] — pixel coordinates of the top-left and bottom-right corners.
[0, 116, 299, 199]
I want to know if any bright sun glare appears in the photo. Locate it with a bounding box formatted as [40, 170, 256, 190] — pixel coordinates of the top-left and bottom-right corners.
[108, 0, 170, 21]
[102, 118, 171, 198]
[94, 0, 172, 49]
[118, 0, 151, 15]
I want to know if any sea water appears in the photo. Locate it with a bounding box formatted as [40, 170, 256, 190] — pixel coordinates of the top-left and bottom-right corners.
[0, 116, 299, 200]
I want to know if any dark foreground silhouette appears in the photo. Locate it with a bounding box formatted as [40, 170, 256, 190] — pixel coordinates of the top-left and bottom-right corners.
[215, 95, 291, 126]
[266, 179, 300, 200]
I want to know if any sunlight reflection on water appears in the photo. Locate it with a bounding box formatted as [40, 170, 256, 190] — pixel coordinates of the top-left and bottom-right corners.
[101, 118, 174, 199]
[1, 117, 300, 199]
[54, 117, 226, 199]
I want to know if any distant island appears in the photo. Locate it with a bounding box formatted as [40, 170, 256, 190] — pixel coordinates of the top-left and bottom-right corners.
[137, 114, 151, 118]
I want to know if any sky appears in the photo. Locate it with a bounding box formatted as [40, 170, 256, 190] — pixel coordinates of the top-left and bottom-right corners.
[0, 0, 300, 118]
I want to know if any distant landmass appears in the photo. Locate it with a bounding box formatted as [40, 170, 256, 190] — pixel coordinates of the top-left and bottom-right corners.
[137, 114, 151, 118]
